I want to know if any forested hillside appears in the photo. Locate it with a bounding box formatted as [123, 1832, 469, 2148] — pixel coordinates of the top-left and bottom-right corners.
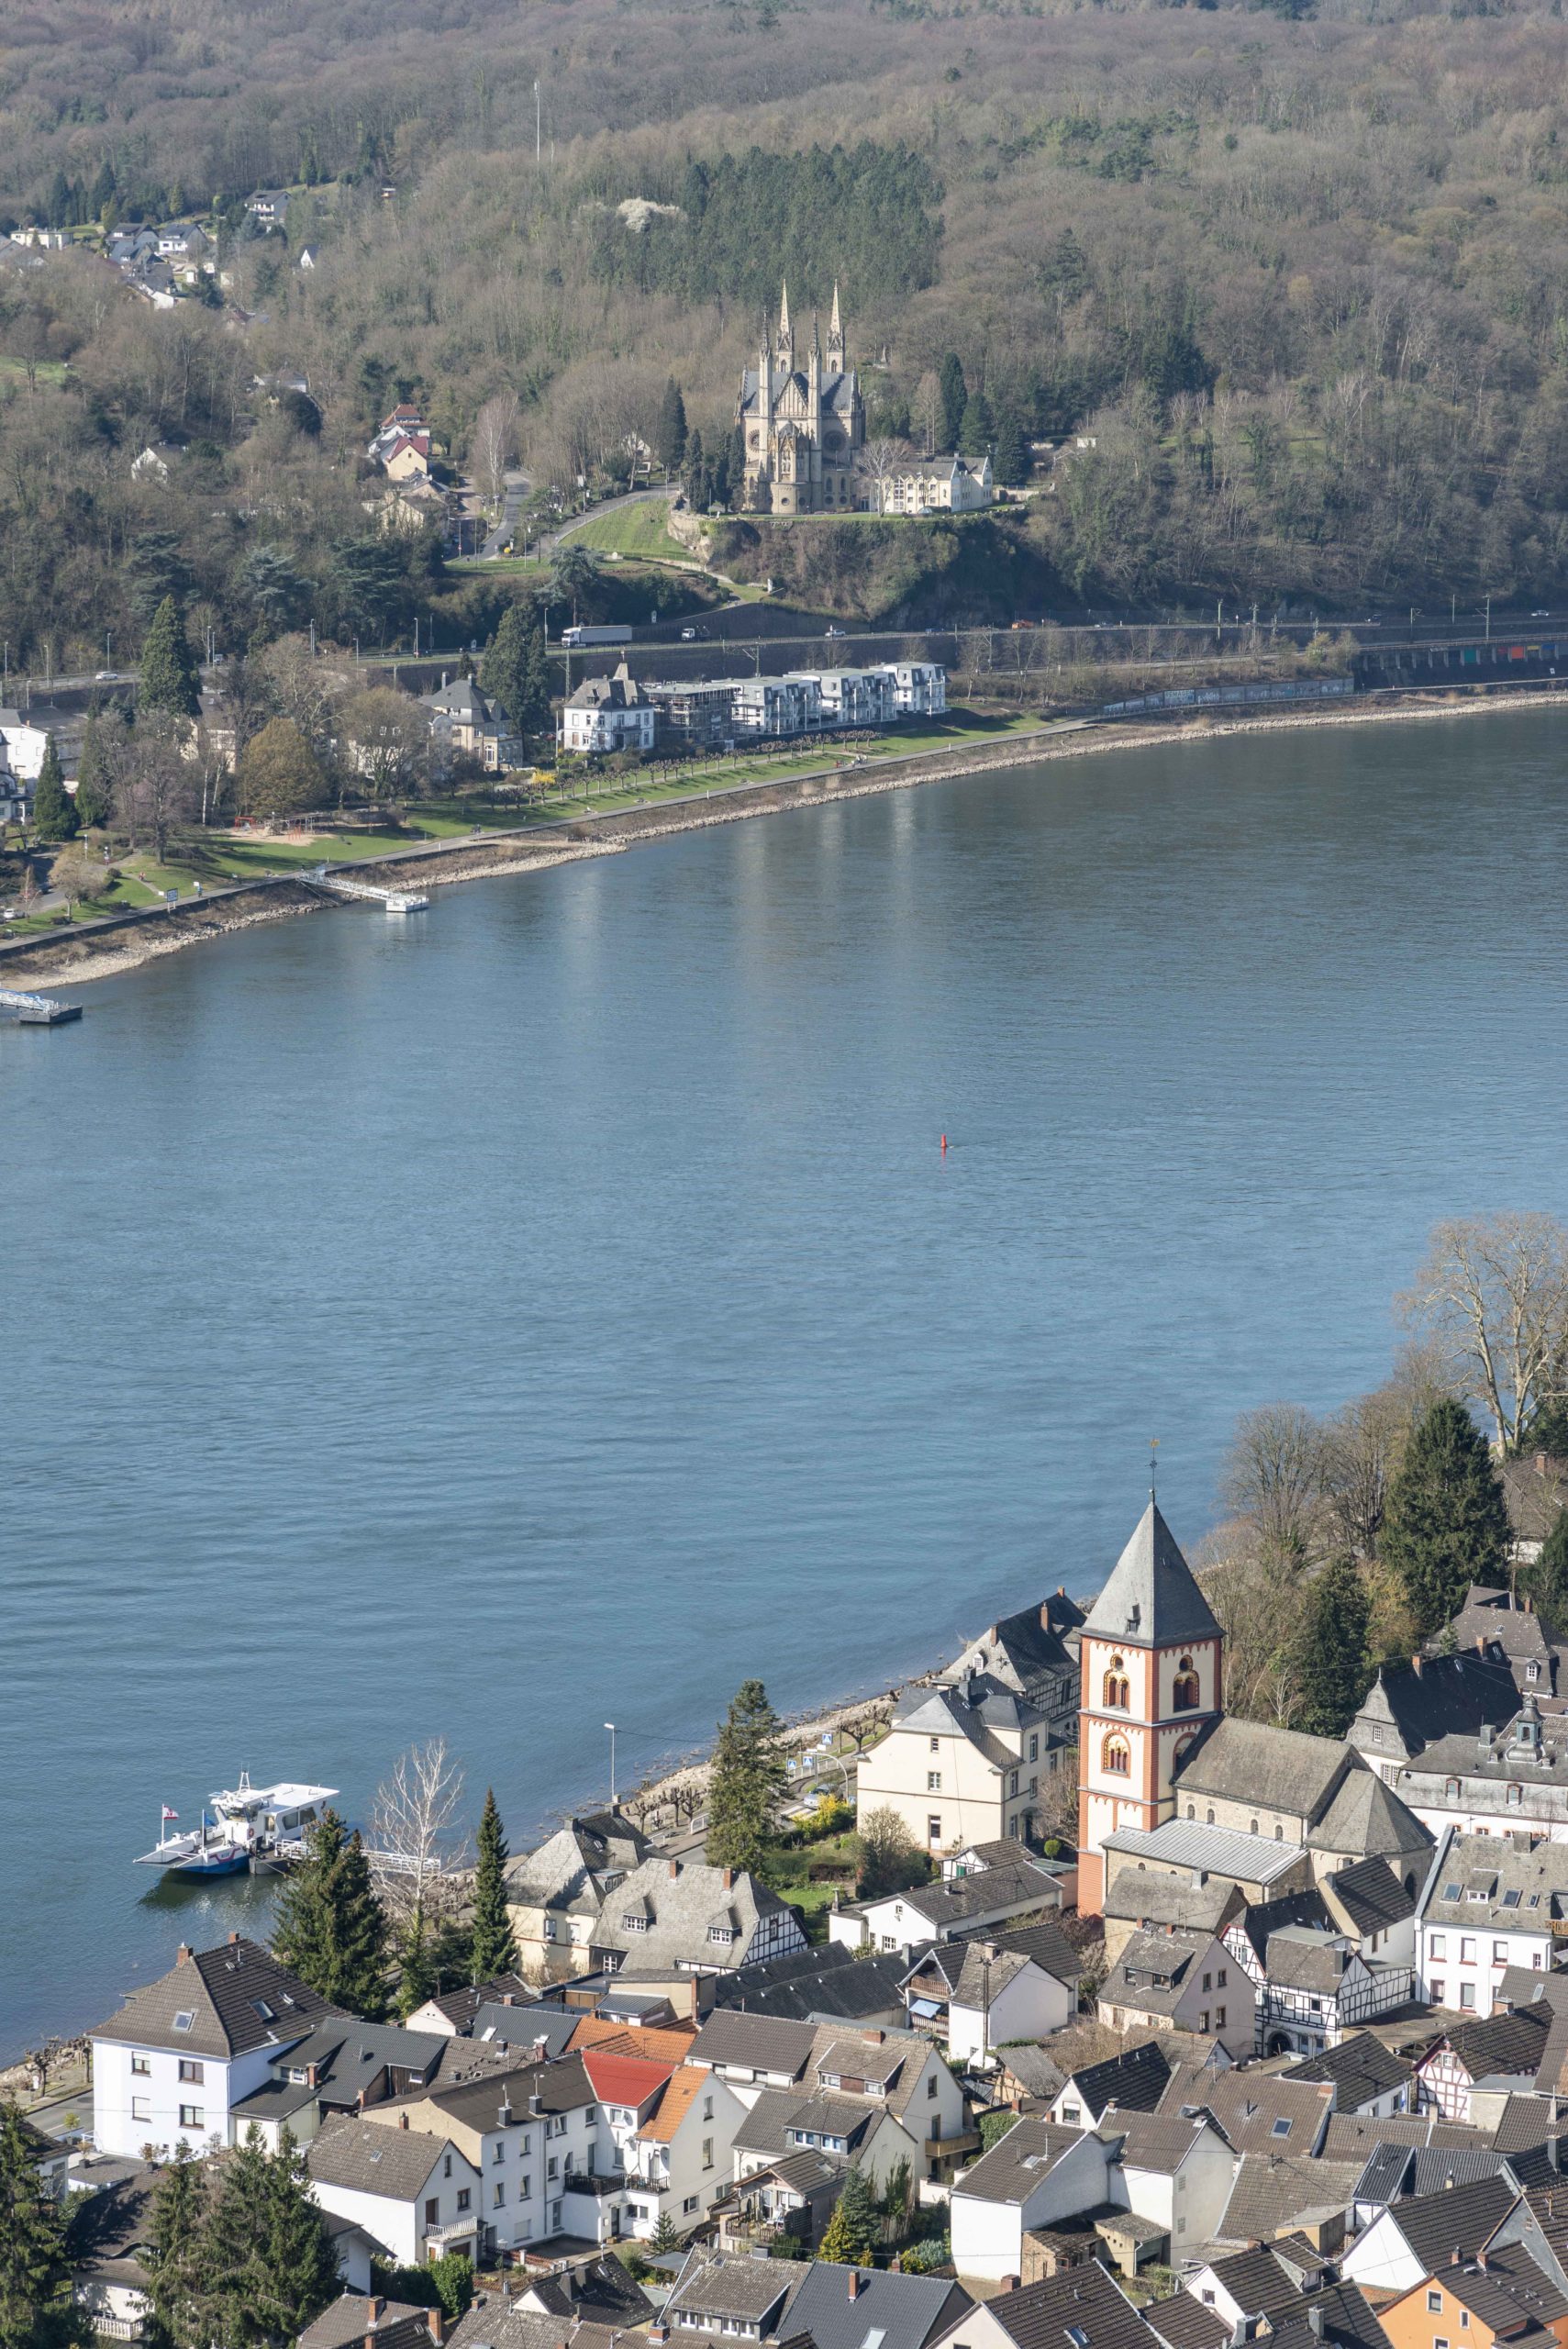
[6, 0, 1568, 665]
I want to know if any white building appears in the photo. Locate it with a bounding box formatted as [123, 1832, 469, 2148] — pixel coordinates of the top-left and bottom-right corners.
[91, 1936, 339, 2160]
[613, 2061, 747, 2238]
[1101, 2109, 1238, 2260]
[1395, 1698, 1568, 1845]
[875, 456, 994, 515]
[856, 1672, 1058, 1855]
[949, 2118, 1115, 2281]
[306, 2118, 483, 2268]
[1415, 1827, 1568, 2017]
[831, 1854, 1067, 1959]
[889, 663, 948, 717]
[903, 1933, 1077, 2063]
[691, 2015, 969, 2189]
[558, 663, 656, 755]
[0, 708, 50, 782]
[798, 668, 897, 728]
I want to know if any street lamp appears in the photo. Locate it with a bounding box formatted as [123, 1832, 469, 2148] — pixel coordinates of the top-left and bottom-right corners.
[605, 1722, 617, 1809]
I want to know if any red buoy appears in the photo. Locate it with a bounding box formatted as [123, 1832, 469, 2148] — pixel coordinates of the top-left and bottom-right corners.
[940, 1133, 948, 1152]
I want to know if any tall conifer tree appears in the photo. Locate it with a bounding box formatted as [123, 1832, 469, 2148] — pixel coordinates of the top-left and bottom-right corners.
[706, 1678, 787, 1876]
[31, 737, 76, 842]
[470, 1787, 519, 1984]
[817, 2164, 878, 2266]
[258, 2128, 339, 2345]
[1524, 1506, 1568, 1629]
[1381, 1398, 1510, 1635]
[655, 379, 688, 472]
[147, 2142, 211, 2349]
[271, 1808, 389, 2019]
[139, 596, 203, 720]
[0, 2100, 74, 2349]
[1292, 1553, 1373, 1737]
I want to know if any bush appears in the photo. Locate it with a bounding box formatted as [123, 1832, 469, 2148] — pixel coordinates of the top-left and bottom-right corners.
[978, 2110, 1020, 2151]
[900, 2235, 951, 2274]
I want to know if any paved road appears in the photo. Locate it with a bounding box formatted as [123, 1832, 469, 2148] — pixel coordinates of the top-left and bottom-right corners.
[481, 469, 531, 560]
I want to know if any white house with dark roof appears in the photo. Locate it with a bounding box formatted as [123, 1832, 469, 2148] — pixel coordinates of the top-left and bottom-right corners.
[1096, 1926, 1254, 2057]
[949, 2116, 1116, 2281]
[1416, 1827, 1568, 2017]
[716, 2019, 968, 2187]
[505, 1812, 651, 1982]
[926, 2263, 1162, 2349]
[829, 1854, 1068, 1958]
[1098, 2110, 1239, 2260]
[91, 1934, 339, 2158]
[1395, 1696, 1568, 1845]
[856, 1671, 1059, 1857]
[588, 1854, 806, 1986]
[558, 664, 656, 755]
[902, 1931, 1078, 2061]
[306, 2116, 483, 2268]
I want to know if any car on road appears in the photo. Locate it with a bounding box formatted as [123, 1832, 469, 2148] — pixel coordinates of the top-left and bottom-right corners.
[95, 669, 124, 680]
[1532, 609, 1552, 618]
[824, 624, 846, 638]
[680, 624, 708, 641]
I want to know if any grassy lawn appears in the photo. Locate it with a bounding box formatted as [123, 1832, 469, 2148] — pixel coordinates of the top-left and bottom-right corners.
[0, 357, 70, 388]
[568, 500, 695, 564]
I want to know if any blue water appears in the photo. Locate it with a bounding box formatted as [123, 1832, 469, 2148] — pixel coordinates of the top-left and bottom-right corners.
[5, 708, 1567, 2055]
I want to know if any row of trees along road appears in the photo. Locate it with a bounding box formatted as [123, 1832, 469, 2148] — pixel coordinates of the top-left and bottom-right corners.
[1207, 1211, 1568, 1742]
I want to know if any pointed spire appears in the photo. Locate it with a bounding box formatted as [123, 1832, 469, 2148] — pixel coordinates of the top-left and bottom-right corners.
[829, 281, 842, 341]
[778, 280, 793, 351]
[1082, 1500, 1221, 1649]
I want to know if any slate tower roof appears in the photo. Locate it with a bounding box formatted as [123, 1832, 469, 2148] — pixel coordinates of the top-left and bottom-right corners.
[1083, 1502, 1221, 1650]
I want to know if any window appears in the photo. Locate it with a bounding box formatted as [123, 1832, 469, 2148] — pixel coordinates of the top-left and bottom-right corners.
[1507, 1785, 1523, 1808]
[1009, 1771, 1020, 1798]
[521, 2175, 531, 2199]
[179, 2105, 204, 2129]
[1428, 2295, 1443, 2314]
[708, 1924, 737, 1945]
[927, 2072, 940, 2099]
[928, 1772, 941, 1792]
[178, 2060, 204, 2084]
[548, 2156, 559, 2181]
[1461, 1984, 1475, 2009]
[1104, 1657, 1129, 1709]
[1218, 1967, 1227, 1986]
[172, 2011, 195, 2033]
[494, 2182, 506, 2207]
[928, 1817, 942, 1844]
[1199, 2011, 1209, 2032]
[1202, 1973, 1212, 1992]
[1029, 1735, 1039, 1764]
[130, 2054, 150, 2076]
[1461, 1938, 1476, 1964]
[444, 2154, 452, 2177]
[1504, 1889, 1523, 1908]
[1104, 1736, 1130, 1777]
[1272, 2119, 1293, 2139]
[1443, 1882, 1462, 1901]
[1430, 1934, 1447, 1959]
[1173, 1657, 1200, 1711]
[1430, 1979, 1445, 2002]
[929, 1738, 940, 1753]
[704, 2098, 714, 2121]
[425, 2199, 439, 2225]
[251, 1998, 276, 2023]
[131, 2097, 150, 2123]
[456, 2188, 471, 2211]
[882, 1934, 898, 1952]
[1186, 1804, 1195, 1820]
[1273, 1824, 1283, 1840]
[1250, 1820, 1259, 1835]
[1494, 1941, 1509, 1964]
[623, 1913, 649, 1933]
[1207, 1809, 1216, 1825]
[1216, 2007, 1226, 2027]
[684, 2195, 700, 2214]
[703, 2138, 714, 2170]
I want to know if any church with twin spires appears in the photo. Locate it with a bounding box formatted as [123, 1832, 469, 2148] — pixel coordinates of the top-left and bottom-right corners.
[737, 282, 866, 515]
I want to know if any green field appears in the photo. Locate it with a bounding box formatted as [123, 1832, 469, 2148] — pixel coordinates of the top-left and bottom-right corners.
[566, 499, 695, 565]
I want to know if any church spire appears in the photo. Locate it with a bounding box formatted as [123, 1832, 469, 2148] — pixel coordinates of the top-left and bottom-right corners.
[778, 280, 793, 360]
[828, 281, 844, 369]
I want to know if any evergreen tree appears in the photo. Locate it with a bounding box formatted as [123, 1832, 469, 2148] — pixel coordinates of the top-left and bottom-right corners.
[480, 604, 551, 740]
[992, 407, 1029, 485]
[146, 2142, 211, 2349]
[470, 1787, 519, 1984]
[256, 2129, 339, 2346]
[706, 1678, 787, 1876]
[31, 736, 76, 842]
[199, 2128, 272, 2348]
[0, 2099, 75, 2349]
[139, 595, 202, 721]
[1522, 1505, 1568, 1629]
[1292, 1553, 1373, 1737]
[73, 713, 117, 829]
[649, 2210, 680, 2254]
[817, 2164, 878, 2266]
[271, 1809, 389, 2019]
[655, 378, 689, 473]
[959, 387, 995, 460]
[938, 353, 967, 452]
[1381, 1398, 1510, 1636]
[684, 428, 707, 509]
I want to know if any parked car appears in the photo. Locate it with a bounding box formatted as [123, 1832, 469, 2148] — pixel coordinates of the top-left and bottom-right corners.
[824, 624, 845, 638]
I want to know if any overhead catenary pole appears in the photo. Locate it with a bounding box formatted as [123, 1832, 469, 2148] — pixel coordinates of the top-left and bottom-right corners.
[605, 1721, 617, 1808]
[536, 80, 542, 167]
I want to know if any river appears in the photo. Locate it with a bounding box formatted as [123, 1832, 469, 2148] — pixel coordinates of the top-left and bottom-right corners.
[5, 706, 1566, 2055]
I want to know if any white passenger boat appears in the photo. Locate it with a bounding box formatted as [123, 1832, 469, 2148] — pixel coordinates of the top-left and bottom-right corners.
[135, 1774, 339, 1877]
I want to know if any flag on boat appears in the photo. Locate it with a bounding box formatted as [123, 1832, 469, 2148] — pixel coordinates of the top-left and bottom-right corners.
[162, 1806, 180, 1820]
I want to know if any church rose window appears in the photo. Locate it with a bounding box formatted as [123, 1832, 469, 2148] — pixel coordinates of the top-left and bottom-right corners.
[1104, 1656, 1130, 1709]
[1104, 1734, 1130, 1776]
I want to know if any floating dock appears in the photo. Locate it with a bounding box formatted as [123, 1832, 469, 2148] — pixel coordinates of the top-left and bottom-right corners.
[0, 986, 83, 1025]
[306, 868, 430, 915]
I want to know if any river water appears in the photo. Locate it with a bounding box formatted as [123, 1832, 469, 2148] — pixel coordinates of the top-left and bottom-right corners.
[5, 707, 1567, 2055]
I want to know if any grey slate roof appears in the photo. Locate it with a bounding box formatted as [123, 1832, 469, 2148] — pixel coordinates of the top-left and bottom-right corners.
[1063, 2040, 1173, 2121]
[1160, 2063, 1332, 2154]
[1215, 2154, 1364, 2245]
[1355, 2143, 1511, 2209]
[66, 2169, 159, 2288]
[446, 2306, 573, 2349]
[665, 2251, 800, 2327]
[975, 2262, 1162, 2349]
[306, 2116, 451, 2200]
[393, 2050, 595, 2122]
[1380, 2170, 1520, 2268]
[1000, 2043, 1070, 2102]
[590, 1854, 795, 1972]
[1145, 2299, 1230, 2349]
[1104, 1927, 1215, 2014]
[1283, 2030, 1413, 2108]
[1426, 2004, 1552, 2086]
[1431, 2249, 1568, 2339]
[710, 1942, 908, 2023]
[421, 1976, 534, 2031]
[299, 2298, 437, 2349]
[93, 1937, 339, 2061]
[522, 2255, 656, 2327]
[1173, 1720, 1354, 1826]
[952, 2116, 1085, 2203]
[1252, 2283, 1391, 2349]
[472, 2002, 578, 2058]
[1099, 2110, 1219, 2175]
[732, 2087, 875, 2158]
[1082, 1502, 1219, 1650]
[1312, 1767, 1433, 1863]
[1265, 1928, 1357, 1994]
[782, 2262, 973, 2349]
[505, 1813, 650, 1918]
[942, 1591, 1084, 1709]
[1226, 1888, 1335, 1970]
[689, 2009, 817, 2077]
[989, 1920, 1084, 1986]
[1105, 1867, 1242, 1938]
[1326, 1856, 1418, 1934]
[1351, 1653, 1520, 1765]
[1320, 2110, 1488, 2161]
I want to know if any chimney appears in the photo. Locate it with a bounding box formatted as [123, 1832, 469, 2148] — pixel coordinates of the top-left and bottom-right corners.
[529, 2092, 542, 2115]
[503, 1993, 517, 2007]
[399, 2111, 409, 2130]
[723, 1869, 735, 1892]
[369, 2299, 385, 2323]
[1000, 2278, 1019, 2296]
[1477, 2250, 1488, 2272]
[849, 2273, 863, 2301]
[669, 1858, 680, 1881]
[228, 1931, 240, 1945]
[1477, 1636, 1489, 1656]
[1307, 2313, 1323, 2342]
[176, 1944, 192, 1964]
[1411, 1655, 1424, 1678]
[427, 2316, 444, 2349]
[862, 2028, 884, 2045]
[650, 2329, 671, 2344]
[499, 2100, 513, 2129]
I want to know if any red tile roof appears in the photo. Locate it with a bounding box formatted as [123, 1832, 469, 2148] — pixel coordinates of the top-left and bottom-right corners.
[580, 2050, 675, 2110]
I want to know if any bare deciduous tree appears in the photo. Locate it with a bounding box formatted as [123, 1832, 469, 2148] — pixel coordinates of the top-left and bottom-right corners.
[471, 388, 520, 506]
[1321, 1386, 1407, 1559]
[911, 372, 942, 460]
[1401, 1213, 1568, 1453]
[113, 713, 196, 861]
[854, 436, 909, 512]
[1195, 1520, 1308, 1726]
[1221, 1402, 1328, 1566]
[369, 1735, 469, 1940]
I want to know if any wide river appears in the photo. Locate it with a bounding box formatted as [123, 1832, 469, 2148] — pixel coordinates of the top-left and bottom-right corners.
[6, 707, 1567, 2055]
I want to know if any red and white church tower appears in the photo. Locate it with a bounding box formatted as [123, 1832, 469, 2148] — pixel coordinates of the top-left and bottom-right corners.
[1076, 1499, 1224, 1914]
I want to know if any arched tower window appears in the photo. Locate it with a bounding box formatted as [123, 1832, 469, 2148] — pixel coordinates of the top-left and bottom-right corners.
[1173, 1655, 1200, 1712]
[1103, 1734, 1130, 1777]
[1103, 1655, 1129, 1710]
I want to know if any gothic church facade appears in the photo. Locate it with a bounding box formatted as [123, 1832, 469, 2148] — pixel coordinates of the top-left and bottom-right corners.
[737, 283, 865, 516]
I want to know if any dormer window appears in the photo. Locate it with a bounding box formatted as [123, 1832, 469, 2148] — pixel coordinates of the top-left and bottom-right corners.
[623, 1913, 649, 1933]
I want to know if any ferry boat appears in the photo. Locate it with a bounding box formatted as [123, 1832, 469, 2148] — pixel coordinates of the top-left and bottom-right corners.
[135, 1775, 339, 1877]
